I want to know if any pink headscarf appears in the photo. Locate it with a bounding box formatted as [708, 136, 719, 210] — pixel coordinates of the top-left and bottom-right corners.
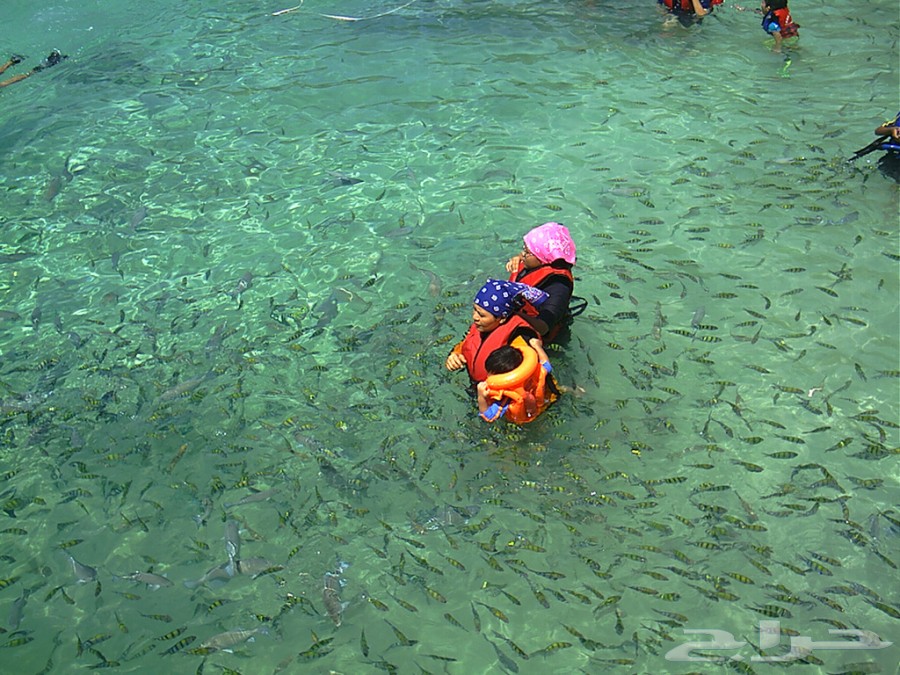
[523, 222, 576, 265]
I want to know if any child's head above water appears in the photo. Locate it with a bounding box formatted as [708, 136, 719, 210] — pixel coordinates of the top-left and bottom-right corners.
[763, 0, 787, 9]
[485, 345, 524, 376]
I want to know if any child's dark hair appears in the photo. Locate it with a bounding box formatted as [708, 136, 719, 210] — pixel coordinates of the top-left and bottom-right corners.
[485, 346, 524, 375]
[767, 0, 788, 9]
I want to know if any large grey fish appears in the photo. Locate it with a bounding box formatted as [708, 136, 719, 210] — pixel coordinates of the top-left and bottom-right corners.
[193, 497, 214, 528]
[651, 301, 667, 340]
[293, 430, 327, 453]
[0, 252, 36, 264]
[224, 520, 241, 575]
[117, 571, 173, 589]
[30, 307, 42, 332]
[199, 626, 269, 652]
[411, 504, 479, 531]
[66, 554, 97, 584]
[44, 156, 74, 202]
[154, 371, 215, 405]
[183, 562, 233, 589]
[409, 262, 442, 297]
[43, 175, 63, 202]
[128, 206, 148, 233]
[690, 305, 706, 341]
[227, 272, 254, 300]
[690, 306, 706, 328]
[8, 590, 28, 629]
[326, 170, 363, 187]
[224, 488, 278, 510]
[110, 251, 123, 278]
[322, 572, 346, 627]
[826, 211, 859, 226]
[313, 289, 343, 330]
[485, 636, 519, 673]
[234, 557, 281, 577]
[205, 322, 229, 356]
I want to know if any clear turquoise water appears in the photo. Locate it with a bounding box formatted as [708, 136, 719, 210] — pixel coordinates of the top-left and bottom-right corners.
[1, 1, 897, 673]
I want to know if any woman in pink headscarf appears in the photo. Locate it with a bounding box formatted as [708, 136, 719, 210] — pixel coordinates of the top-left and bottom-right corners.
[504, 222, 578, 341]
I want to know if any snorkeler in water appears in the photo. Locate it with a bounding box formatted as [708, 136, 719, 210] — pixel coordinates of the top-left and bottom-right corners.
[0, 50, 67, 88]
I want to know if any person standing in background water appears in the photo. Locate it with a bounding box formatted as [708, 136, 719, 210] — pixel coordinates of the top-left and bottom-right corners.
[759, 0, 799, 53]
[658, 0, 723, 27]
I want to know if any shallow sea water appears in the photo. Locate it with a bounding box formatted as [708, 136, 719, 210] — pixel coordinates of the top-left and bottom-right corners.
[0, 1, 898, 673]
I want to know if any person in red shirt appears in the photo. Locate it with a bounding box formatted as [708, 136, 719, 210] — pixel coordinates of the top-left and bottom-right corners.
[760, 0, 799, 52]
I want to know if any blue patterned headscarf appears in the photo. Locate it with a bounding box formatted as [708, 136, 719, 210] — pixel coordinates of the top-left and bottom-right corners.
[474, 279, 548, 318]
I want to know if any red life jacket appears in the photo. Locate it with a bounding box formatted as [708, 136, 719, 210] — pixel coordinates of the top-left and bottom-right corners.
[509, 263, 574, 341]
[459, 315, 533, 382]
[773, 7, 799, 37]
[509, 263, 574, 289]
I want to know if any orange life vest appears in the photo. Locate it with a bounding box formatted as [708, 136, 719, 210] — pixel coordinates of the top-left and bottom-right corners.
[510, 262, 574, 288]
[509, 263, 574, 342]
[773, 7, 799, 37]
[481, 337, 559, 425]
[458, 315, 533, 383]
[761, 7, 799, 37]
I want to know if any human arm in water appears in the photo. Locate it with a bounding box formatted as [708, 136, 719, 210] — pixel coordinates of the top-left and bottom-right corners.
[876, 117, 900, 141]
[445, 341, 467, 371]
[0, 55, 30, 88]
[528, 337, 551, 370]
[475, 381, 491, 414]
[690, 0, 709, 16]
[0, 54, 24, 75]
